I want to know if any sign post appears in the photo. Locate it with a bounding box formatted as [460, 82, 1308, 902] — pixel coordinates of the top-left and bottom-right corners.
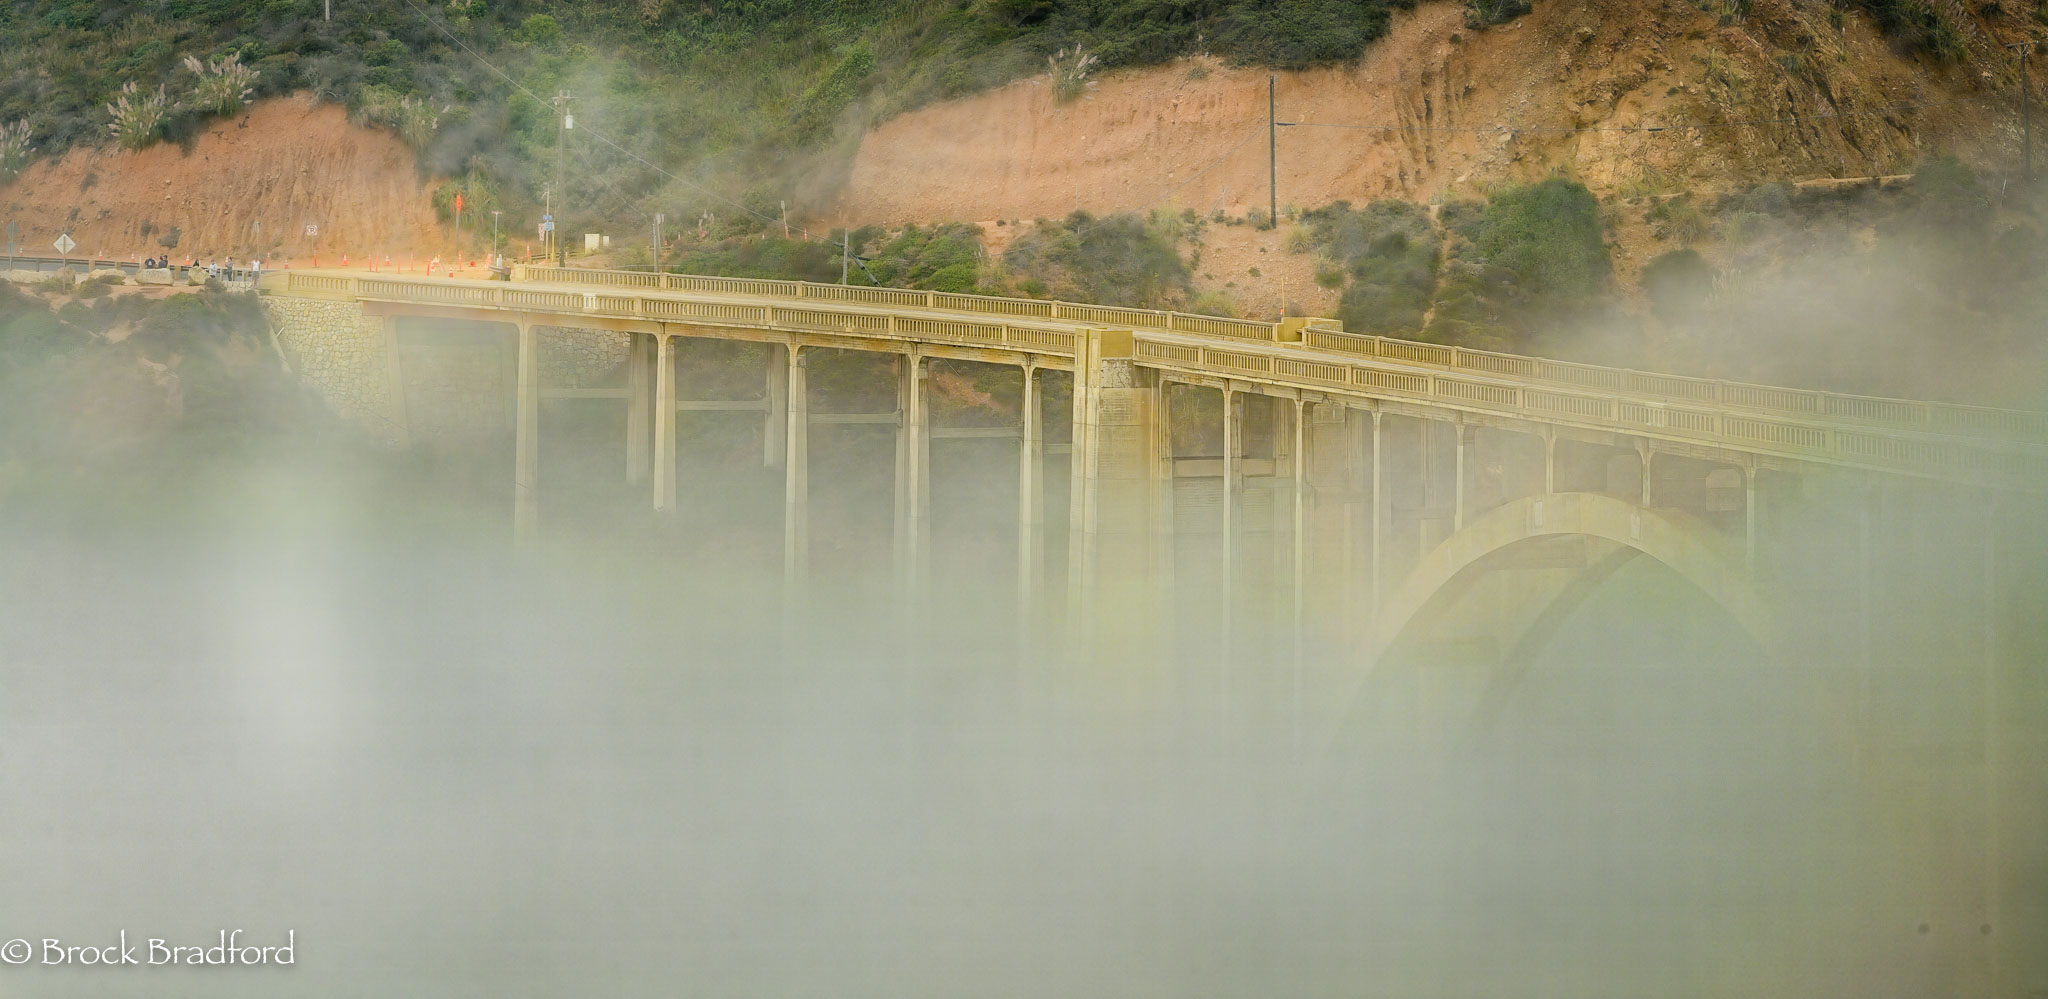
[53, 232, 74, 270]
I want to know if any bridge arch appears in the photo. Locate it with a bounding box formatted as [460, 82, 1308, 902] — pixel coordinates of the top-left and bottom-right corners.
[1367, 491, 1773, 669]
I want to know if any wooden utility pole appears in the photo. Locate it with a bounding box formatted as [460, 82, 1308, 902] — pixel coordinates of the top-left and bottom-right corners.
[1268, 74, 1278, 229]
[554, 91, 573, 266]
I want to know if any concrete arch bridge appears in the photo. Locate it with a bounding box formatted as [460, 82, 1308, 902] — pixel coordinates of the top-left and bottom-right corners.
[260, 264, 2042, 658]
[259, 263, 2048, 996]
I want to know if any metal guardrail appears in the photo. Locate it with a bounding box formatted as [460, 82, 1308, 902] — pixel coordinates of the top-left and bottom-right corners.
[5, 253, 258, 288]
[3, 254, 190, 278]
[515, 264, 2048, 448]
[277, 270, 2047, 488]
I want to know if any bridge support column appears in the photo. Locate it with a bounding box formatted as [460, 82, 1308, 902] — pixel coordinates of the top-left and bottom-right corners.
[1149, 377, 1176, 649]
[653, 334, 676, 513]
[625, 332, 651, 485]
[1271, 398, 1297, 626]
[1066, 329, 1166, 662]
[783, 344, 809, 612]
[513, 321, 539, 548]
[895, 350, 928, 601]
[1221, 387, 1244, 671]
[1290, 398, 1309, 719]
[1638, 441, 1655, 508]
[1543, 429, 1556, 496]
[1980, 492, 2005, 997]
[1018, 362, 1044, 639]
[763, 343, 787, 469]
[1369, 409, 1383, 629]
[1339, 407, 1366, 653]
[1453, 421, 1470, 532]
[1743, 464, 1758, 575]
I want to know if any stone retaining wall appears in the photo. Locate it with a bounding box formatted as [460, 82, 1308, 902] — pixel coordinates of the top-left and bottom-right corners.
[539, 326, 630, 389]
[398, 329, 510, 445]
[261, 297, 407, 448]
[260, 297, 634, 448]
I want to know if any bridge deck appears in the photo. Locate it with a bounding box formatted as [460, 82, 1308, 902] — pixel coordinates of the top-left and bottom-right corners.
[268, 268, 2048, 490]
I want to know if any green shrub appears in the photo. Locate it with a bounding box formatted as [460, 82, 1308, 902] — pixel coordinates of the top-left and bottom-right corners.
[791, 42, 876, 142]
[1299, 200, 1439, 335]
[515, 13, 562, 47]
[1189, 290, 1237, 317]
[1470, 178, 1610, 300]
[1853, 0, 1970, 62]
[1002, 211, 1191, 308]
[1428, 179, 1612, 349]
[1464, 0, 1532, 28]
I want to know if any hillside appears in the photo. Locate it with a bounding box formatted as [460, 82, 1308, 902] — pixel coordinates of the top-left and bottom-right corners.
[838, 0, 2009, 226]
[4, 0, 2047, 404]
[1, 99, 456, 263]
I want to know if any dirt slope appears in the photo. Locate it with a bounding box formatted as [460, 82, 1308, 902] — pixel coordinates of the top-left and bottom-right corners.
[0, 97, 457, 265]
[834, 0, 2016, 315]
[839, 0, 2006, 223]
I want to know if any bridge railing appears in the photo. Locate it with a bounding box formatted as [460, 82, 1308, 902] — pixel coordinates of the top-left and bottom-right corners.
[512, 264, 2048, 447]
[515, 265, 1285, 342]
[309, 272, 1080, 357]
[1131, 333, 2042, 489]
[282, 271, 2048, 486]
[1303, 329, 2048, 445]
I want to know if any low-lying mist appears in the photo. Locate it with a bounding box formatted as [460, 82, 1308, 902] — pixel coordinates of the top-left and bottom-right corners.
[1, 288, 2042, 998]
